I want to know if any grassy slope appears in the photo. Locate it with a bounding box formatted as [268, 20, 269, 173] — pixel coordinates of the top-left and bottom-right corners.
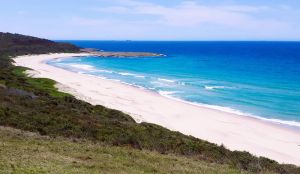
[0, 32, 299, 174]
[12, 67, 71, 98]
[0, 126, 242, 174]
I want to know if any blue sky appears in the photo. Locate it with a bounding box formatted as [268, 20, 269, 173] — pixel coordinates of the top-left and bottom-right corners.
[1, 0, 300, 40]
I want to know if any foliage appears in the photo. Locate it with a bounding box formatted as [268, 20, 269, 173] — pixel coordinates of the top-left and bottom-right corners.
[0, 32, 79, 57]
[0, 126, 242, 174]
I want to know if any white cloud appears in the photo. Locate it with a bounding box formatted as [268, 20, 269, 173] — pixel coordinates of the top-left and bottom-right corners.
[68, 0, 299, 40]
[87, 0, 288, 29]
[1, 0, 298, 40]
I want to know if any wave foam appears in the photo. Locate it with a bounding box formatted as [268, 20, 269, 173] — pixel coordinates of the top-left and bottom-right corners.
[158, 90, 178, 96]
[96, 69, 113, 73]
[118, 72, 145, 78]
[68, 64, 114, 74]
[157, 90, 300, 129]
[204, 85, 232, 90]
[158, 78, 176, 83]
[69, 64, 95, 71]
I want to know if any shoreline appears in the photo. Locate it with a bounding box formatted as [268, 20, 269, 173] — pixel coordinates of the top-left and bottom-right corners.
[13, 53, 300, 165]
[90, 75, 300, 130]
[159, 90, 300, 130]
[48, 55, 300, 130]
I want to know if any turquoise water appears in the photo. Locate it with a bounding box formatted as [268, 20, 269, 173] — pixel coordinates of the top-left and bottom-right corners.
[50, 41, 300, 127]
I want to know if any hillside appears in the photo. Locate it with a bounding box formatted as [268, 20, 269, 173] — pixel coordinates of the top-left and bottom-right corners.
[0, 32, 299, 174]
[0, 32, 79, 56]
[0, 126, 242, 174]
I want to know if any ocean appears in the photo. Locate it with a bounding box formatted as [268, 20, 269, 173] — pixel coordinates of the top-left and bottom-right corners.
[50, 41, 300, 127]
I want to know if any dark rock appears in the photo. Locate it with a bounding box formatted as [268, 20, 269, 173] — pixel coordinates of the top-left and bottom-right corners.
[7, 87, 37, 99]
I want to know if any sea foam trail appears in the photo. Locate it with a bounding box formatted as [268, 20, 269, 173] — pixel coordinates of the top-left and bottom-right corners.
[118, 72, 145, 78]
[205, 85, 230, 90]
[158, 90, 300, 128]
[62, 63, 114, 73]
[62, 63, 146, 78]
[158, 78, 176, 83]
[68, 64, 95, 71]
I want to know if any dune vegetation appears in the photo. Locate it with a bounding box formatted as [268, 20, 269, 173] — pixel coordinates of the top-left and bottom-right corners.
[0, 126, 242, 174]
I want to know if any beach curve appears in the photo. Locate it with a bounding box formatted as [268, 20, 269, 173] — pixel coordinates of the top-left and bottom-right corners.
[13, 53, 300, 165]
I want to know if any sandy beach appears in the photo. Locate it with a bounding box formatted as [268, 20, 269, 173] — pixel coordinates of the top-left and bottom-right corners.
[13, 53, 300, 165]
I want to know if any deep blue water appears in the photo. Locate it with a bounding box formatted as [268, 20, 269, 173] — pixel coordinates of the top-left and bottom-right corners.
[51, 41, 300, 127]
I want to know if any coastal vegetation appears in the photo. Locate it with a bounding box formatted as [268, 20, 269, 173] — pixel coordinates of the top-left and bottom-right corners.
[0, 32, 299, 173]
[0, 126, 240, 174]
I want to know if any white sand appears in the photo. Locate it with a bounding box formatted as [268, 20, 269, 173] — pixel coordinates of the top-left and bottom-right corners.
[13, 53, 300, 165]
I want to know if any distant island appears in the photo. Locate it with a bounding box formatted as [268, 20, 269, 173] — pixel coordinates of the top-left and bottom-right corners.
[81, 48, 165, 57]
[1, 32, 300, 173]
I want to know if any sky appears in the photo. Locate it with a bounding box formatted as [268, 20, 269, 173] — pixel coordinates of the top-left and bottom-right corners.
[1, 0, 300, 40]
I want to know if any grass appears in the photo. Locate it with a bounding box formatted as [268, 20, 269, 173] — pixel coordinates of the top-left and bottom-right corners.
[26, 78, 71, 98]
[11, 67, 71, 98]
[12, 67, 28, 77]
[0, 126, 243, 174]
